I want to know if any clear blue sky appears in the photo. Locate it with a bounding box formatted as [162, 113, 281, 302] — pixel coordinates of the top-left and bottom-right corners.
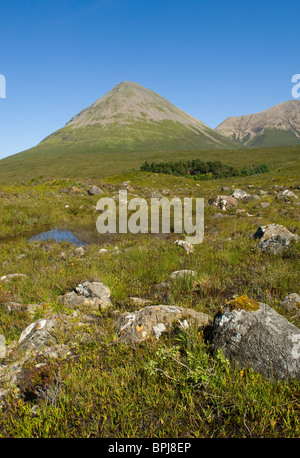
[0, 0, 299, 159]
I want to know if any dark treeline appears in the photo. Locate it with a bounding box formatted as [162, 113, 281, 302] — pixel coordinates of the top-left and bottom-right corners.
[140, 159, 269, 180]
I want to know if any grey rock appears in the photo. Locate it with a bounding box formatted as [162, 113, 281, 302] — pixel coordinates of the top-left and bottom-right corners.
[231, 189, 248, 200]
[280, 293, 300, 314]
[75, 281, 112, 309]
[174, 240, 194, 254]
[114, 305, 211, 344]
[17, 319, 58, 354]
[0, 335, 6, 360]
[0, 273, 28, 282]
[254, 223, 299, 254]
[88, 185, 103, 195]
[150, 283, 172, 302]
[276, 190, 298, 200]
[208, 195, 238, 211]
[169, 270, 197, 281]
[210, 298, 300, 381]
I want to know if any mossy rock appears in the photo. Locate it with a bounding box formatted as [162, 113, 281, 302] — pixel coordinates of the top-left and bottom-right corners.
[226, 295, 260, 312]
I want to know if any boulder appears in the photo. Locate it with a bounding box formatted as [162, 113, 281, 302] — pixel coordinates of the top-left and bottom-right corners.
[75, 281, 112, 309]
[114, 305, 211, 344]
[88, 186, 103, 196]
[280, 293, 300, 314]
[17, 318, 58, 354]
[231, 189, 248, 200]
[210, 296, 300, 381]
[253, 223, 298, 254]
[276, 190, 298, 200]
[174, 240, 194, 254]
[58, 281, 113, 310]
[208, 195, 238, 211]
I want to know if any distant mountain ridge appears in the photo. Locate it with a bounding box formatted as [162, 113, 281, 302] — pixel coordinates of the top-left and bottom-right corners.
[215, 100, 300, 147]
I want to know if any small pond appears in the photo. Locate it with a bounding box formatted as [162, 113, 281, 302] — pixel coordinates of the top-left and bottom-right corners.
[28, 228, 86, 246]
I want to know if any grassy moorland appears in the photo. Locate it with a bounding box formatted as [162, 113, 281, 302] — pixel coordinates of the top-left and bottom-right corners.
[0, 141, 299, 185]
[0, 148, 299, 438]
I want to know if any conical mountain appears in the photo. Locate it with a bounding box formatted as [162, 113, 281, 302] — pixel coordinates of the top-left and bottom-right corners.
[0, 81, 238, 183]
[40, 81, 235, 151]
[215, 100, 300, 147]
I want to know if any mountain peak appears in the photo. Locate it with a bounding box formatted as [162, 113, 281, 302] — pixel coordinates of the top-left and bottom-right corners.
[215, 100, 300, 147]
[66, 81, 209, 131]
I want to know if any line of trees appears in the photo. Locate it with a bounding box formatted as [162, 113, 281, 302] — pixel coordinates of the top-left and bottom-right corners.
[140, 159, 269, 180]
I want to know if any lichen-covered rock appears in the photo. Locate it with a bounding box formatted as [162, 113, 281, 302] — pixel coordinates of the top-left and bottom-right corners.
[253, 223, 298, 254]
[210, 296, 300, 381]
[114, 305, 211, 344]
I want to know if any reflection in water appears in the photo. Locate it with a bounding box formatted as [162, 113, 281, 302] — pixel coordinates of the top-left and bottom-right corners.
[28, 228, 85, 246]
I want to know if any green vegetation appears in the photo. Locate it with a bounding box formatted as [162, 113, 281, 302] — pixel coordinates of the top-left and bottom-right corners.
[0, 157, 299, 437]
[140, 159, 269, 180]
[0, 141, 299, 185]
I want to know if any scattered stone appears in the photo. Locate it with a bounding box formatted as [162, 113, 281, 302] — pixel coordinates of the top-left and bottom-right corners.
[88, 186, 103, 196]
[211, 213, 225, 220]
[174, 240, 194, 254]
[114, 305, 211, 344]
[17, 319, 58, 354]
[210, 296, 300, 381]
[0, 273, 28, 282]
[280, 294, 300, 314]
[169, 270, 197, 281]
[259, 202, 270, 208]
[0, 335, 6, 360]
[208, 195, 238, 211]
[231, 189, 248, 200]
[221, 186, 230, 191]
[258, 190, 268, 196]
[150, 283, 172, 302]
[99, 248, 108, 254]
[58, 291, 95, 308]
[277, 190, 298, 200]
[253, 223, 299, 254]
[128, 297, 152, 307]
[75, 281, 113, 309]
[75, 246, 86, 256]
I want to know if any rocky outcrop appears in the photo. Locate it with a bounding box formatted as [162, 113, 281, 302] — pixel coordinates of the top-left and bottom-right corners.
[114, 305, 211, 344]
[210, 296, 300, 381]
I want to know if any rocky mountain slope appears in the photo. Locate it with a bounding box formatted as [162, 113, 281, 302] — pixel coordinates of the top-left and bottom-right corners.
[215, 100, 300, 147]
